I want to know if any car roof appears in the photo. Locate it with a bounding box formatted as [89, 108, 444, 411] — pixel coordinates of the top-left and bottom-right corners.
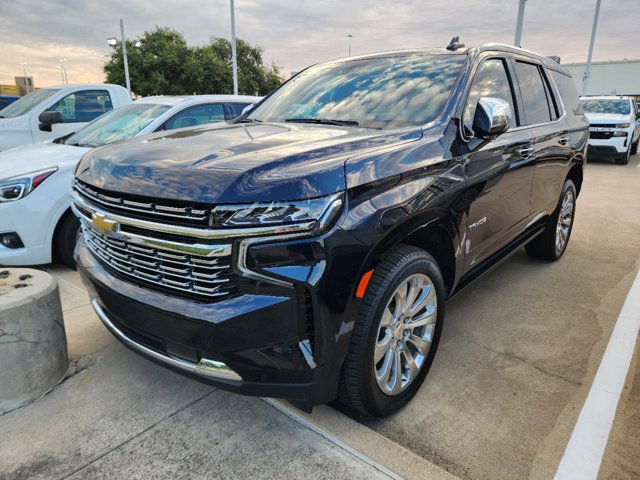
[134, 95, 261, 108]
[319, 43, 571, 76]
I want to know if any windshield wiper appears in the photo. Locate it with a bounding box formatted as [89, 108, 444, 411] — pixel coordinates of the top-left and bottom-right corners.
[285, 118, 359, 127]
[234, 117, 262, 123]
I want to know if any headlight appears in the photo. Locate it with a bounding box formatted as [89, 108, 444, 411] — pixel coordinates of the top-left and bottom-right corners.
[0, 167, 57, 203]
[616, 123, 630, 128]
[209, 193, 343, 234]
[613, 131, 628, 137]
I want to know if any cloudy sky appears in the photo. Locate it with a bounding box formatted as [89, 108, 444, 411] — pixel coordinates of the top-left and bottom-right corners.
[1, 0, 638, 88]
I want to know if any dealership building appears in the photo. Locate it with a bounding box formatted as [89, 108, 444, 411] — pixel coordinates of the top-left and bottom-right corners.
[561, 59, 640, 98]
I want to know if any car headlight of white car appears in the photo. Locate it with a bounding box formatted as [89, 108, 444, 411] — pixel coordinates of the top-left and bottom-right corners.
[0, 167, 57, 203]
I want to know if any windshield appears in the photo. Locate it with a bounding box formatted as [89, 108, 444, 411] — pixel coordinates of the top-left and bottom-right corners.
[0, 88, 60, 118]
[249, 54, 466, 130]
[65, 103, 171, 148]
[580, 99, 631, 115]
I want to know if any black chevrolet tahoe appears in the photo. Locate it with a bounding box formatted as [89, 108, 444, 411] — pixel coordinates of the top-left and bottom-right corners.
[72, 42, 587, 417]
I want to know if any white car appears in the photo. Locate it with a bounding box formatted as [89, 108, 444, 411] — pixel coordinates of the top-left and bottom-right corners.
[0, 84, 132, 152]
[0, 94, 261, 268]
[580, 95, 640, 165]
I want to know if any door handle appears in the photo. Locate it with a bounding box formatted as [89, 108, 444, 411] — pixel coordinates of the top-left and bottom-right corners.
[518, 145, 535, 157]
[558, 136, 570, 145]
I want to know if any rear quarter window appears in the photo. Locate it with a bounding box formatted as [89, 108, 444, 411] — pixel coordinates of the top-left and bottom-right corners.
[549, 70, 582, 116]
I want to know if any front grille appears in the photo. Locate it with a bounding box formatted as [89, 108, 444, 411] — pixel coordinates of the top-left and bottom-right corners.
[74, 179, 211, 227]
[83, 226, 238, 300]
[590, 131, 614, 140]
[589, 123, 615, 128]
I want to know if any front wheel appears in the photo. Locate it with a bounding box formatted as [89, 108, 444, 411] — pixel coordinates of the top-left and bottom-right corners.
[526, 179, 576, 261]
[615, 147, 630, 165]
[53, 212, 80, 270]
[337, 245, 445, 417]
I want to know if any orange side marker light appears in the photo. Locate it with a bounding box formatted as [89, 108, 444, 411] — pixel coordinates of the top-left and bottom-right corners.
[355, 269, 374, 298]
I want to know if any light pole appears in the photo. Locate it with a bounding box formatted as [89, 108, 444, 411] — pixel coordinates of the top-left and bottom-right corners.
[514, 0, 527, 47]
[107, 19, 132, 96]
[583, 0, 602, 96]
[59, 58, 68, 84]
[56, 65, 65, 84]
[19, 62, 30, 93]
[348, 34, 353, 56]
[230, 0, 238, 95]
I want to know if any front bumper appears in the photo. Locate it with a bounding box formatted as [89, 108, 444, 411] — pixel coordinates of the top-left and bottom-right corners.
[587, 131, 631, 155]
[0, 190, 65, 266]
[77, 227, 361, 405]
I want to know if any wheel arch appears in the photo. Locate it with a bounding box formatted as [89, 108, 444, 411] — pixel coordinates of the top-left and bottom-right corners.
[50, 206, 75, 259]
[356, 213, 458, 299]
[566, 160, 584, 196]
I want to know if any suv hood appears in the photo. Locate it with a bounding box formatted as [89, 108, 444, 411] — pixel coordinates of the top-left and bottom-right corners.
[76, 122, 421, 204]
[584, 112, 632, 124]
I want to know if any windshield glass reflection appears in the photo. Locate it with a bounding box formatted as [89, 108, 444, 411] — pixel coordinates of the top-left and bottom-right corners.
[66, 103, 171, 148]
[250, 54, 466, 130]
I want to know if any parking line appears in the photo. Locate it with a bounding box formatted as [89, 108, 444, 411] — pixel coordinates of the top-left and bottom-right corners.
[555, 267, 640, 479]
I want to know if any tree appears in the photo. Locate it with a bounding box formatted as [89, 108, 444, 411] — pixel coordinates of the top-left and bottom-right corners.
[104, 27, 283, 97]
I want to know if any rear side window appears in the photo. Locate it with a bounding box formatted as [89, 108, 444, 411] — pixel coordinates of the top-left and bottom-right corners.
[463, 58, 518, 134]
[162, 104, 225, 130]
[550, 70, 582, 115]
[48, 90, 113, 123]
[514, 61, 553, 125]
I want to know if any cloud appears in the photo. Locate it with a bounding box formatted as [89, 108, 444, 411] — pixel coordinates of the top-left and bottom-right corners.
[1, 0, 638, 88]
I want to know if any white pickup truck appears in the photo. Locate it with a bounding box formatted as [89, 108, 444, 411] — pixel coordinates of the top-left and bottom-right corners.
[580, 95, 640, 165]
[0, 84, 131, 152]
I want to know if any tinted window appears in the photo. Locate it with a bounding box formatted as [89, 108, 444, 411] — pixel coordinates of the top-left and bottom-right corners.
[249, 54, 466, 130]
[580, 99, 631, 115]
[162, 104, 225, 130]
[550, 70, 582, 115]
[463, 58, 517, 134]
[228, 103, 251, 118]
[49, 90, 113, 123]
[514, 61, 552, 125]
[541, 70, 559, 121]
[0, 88, 60, 118]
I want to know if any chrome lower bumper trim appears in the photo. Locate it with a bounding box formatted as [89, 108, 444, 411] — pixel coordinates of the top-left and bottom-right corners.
[90, 298, 243, 383]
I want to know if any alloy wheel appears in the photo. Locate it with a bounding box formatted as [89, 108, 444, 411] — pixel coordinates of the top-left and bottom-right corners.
[555, 189, 574, 255]
[374, 273, 437, 396]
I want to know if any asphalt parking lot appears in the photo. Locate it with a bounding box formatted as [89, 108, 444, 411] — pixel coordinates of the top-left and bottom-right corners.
[1, 153, 639, 480]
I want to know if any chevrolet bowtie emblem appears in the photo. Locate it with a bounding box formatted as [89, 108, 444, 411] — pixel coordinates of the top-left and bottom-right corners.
[92, 213, 118, 235]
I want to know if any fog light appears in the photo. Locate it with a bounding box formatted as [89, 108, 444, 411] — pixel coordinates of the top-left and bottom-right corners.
[0, 232, 24, 249]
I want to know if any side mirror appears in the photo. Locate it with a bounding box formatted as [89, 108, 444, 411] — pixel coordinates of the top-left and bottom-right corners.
[38, 111, 64, 132]
[472, 97, 512, 140]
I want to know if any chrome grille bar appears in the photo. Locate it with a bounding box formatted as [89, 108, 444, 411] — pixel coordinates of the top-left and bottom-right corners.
[82, 226, 236, 299]
[75, 179, 209, 222]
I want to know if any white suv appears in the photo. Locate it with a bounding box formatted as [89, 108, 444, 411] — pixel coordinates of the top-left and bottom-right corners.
[580, 96, 640, 165]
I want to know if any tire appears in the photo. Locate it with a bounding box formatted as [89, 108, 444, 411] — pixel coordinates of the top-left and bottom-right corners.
[631, 138, 638, 155]
[53, 212, 80, 270]
[337, 245, 445, 417]
[615, 148, 630, 165]
[526, 179, 576, 261]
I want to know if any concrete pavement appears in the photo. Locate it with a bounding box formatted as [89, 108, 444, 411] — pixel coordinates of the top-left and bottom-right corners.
[0, 267, 400, 480]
